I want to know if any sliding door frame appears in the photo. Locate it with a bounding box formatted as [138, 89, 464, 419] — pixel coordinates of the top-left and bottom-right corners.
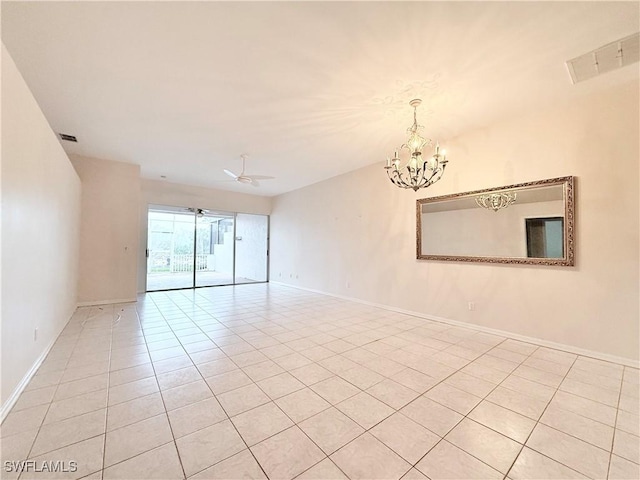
[145, 204, 269, 292]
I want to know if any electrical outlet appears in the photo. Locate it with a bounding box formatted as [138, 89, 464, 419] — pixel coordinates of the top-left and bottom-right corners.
[34, 328, 38, 341]
[468, 302, 475, 311]
[346, 281, 350, 288]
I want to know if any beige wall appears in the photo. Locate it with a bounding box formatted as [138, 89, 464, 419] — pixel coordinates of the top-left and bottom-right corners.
[271, 81, 639, 362]
[137, 179, 272, 292]
[70, 155, 141, 305]
[1, 45, 81, 409]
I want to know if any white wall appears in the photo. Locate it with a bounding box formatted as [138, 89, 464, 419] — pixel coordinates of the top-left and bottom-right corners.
[70, 155, 140, 305]
[138, 179, 271, 292]
[1, 45, 81, 409]
[271, 81, 639, 362]
[422, 200, 564, 257]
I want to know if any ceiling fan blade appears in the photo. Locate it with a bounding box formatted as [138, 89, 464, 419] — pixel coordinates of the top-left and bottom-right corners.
[250, 179, 260, 187]
[223, 169, 238, 179]
[246, 175, 275, 181]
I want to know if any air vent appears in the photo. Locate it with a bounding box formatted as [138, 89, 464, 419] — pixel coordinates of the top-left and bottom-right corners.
[59, 133, 77, 142]
[566, 32, 640, 84]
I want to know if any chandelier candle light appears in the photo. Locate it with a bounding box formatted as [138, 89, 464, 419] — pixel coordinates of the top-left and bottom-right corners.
[476, 192, 517, 212]
[384, 99, 448, 191]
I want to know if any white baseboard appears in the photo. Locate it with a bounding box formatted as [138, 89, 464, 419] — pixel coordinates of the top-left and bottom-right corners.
[0, 335, 57, 423]
[77, 297, 137, 307]
[270, 281, 639, 368]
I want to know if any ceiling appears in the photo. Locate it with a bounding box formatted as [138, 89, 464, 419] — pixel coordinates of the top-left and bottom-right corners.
[2, 2, 638, 197]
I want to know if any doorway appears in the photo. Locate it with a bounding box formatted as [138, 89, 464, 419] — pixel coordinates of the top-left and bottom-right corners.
[525, 217, 564, 258]
[146, 205, 268, 291]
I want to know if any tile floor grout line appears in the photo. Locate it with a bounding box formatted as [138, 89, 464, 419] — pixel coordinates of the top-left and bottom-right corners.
[138, 296, 189, 480]
[100, 303, 117, 476]
[291, 450, 351, 480]
[605, 365, 626, 479]
[101, 438, 178, 476]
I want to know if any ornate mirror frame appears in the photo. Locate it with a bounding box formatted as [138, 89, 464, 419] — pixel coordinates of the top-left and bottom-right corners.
[416, 176, 575, 266]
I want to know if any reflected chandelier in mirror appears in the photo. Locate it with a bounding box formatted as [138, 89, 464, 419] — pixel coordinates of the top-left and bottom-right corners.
[476, 191, 517, 211]
[416, 176, 575, 266]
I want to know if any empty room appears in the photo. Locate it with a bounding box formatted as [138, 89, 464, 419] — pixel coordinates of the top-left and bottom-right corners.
[1, 2, 639, 480]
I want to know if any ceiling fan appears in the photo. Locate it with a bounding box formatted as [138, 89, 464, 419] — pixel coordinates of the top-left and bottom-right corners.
[223, 154, 274, 187]
[185, 207, 209, 217]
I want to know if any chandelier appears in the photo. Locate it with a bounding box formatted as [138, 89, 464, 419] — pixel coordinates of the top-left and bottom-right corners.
[384, 99, 448, 191]
[476, 192, 517, 211]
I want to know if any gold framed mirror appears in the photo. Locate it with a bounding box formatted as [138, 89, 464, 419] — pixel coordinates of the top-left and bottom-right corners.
[417, 176, 575, 266]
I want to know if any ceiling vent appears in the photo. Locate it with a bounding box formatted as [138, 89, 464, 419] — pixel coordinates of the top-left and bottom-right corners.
[566, 32, 639, 84]
[59, 133, 77, 142]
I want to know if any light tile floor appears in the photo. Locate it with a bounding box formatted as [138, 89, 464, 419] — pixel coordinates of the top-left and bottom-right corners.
[146, 272, 258, 291]
[1, 284, 638, 480]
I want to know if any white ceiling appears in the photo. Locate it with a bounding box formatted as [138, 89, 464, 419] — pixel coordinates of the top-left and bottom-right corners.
[2, 1, 638, 197]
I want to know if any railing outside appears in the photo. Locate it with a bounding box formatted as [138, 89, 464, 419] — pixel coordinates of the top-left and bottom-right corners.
[149, 251, 210, 273]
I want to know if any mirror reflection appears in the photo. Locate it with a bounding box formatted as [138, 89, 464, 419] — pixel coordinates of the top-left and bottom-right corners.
[417, 177, 574, 265]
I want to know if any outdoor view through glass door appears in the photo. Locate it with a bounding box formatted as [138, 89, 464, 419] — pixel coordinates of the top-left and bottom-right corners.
[195, 212, 235, 287]
[146, 208, 195, 290]
[146, 205, 268, 291]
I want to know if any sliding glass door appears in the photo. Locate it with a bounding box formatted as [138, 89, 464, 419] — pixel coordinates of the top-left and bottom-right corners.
[147, 208, 195, 291]
[195, 212, 235, 287]
[146, 205, 268, 291]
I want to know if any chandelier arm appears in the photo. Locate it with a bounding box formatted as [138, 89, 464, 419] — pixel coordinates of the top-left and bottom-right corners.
[391, 174, 410, 188]
[392, 170, 405, 184]
[417, 175, 431, 189]
[421, 166, 444, 188]
[391, 177, 405, 188]
[417, 169, 435, 187]
[387, 170, 406, 188]
[390, 169, 414, 189]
